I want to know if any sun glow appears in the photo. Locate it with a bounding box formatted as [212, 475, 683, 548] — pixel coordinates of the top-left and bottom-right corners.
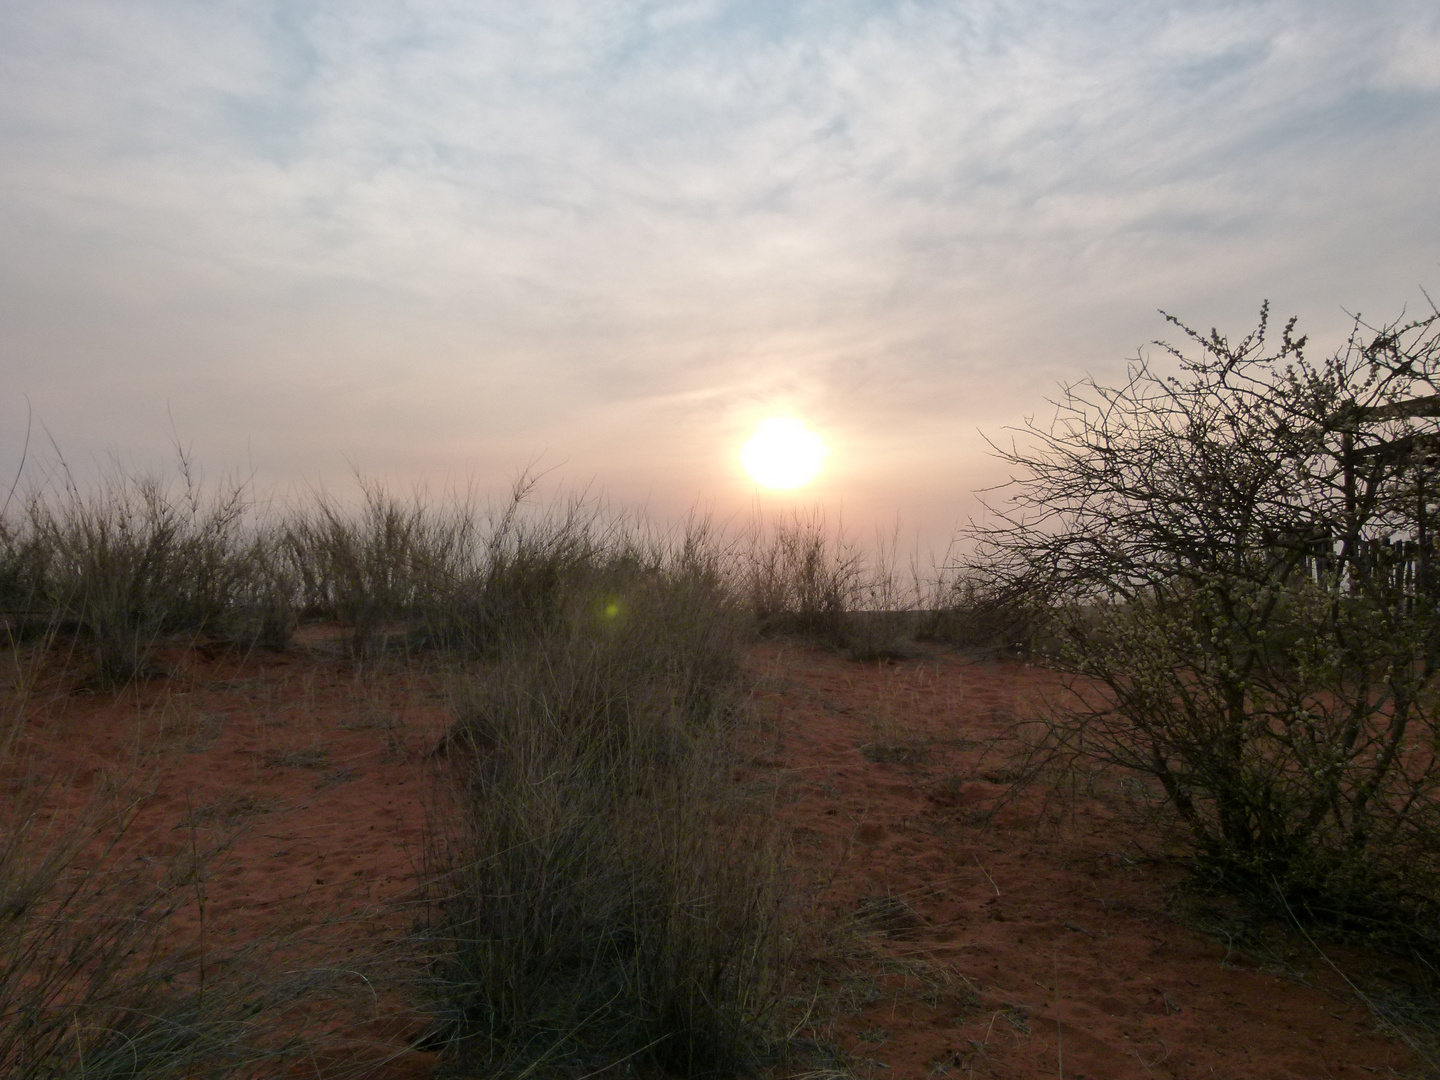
[741, 417, 826, 490]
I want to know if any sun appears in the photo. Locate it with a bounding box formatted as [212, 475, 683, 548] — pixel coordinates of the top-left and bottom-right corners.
[741, 417, 826, 490]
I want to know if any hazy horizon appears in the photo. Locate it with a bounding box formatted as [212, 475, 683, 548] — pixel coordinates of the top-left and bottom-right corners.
[3, 1, 1438, 552]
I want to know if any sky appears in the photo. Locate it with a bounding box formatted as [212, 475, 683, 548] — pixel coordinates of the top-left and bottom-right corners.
[2, 1, 1438, 550]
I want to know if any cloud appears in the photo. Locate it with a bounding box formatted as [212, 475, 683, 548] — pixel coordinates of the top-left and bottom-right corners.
[0, 0, 1437, 541]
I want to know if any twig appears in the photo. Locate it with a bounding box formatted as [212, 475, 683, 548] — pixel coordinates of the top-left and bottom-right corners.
[1, 395, 31, 520]
[974, 855, 1000, 897]
[187, 799, 207, 1006]
[1055, 951, 1063, 1080]
[1272, 881, 1438, 1074]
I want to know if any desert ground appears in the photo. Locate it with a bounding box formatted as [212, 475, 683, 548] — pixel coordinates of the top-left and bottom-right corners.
[3, 630, 1430, 1079]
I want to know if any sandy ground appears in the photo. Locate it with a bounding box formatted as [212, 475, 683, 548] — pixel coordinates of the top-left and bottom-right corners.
[3, 628, 450, 1078]
[2, 632, 1430, 1079]
[745, 642, 1425, 1080]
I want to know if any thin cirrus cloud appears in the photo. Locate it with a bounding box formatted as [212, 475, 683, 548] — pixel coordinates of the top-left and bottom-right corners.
[0, 0, 1437, 540]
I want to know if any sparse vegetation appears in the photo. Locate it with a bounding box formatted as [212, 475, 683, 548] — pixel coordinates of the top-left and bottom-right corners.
[5, 429, 1440, 1075]
[283, 481, 474, 660]
[18, 305, 1440, 1078]
[1, 466, 861, 1079]
[744, 513, 932, 659]
[747, 512, 861, 646]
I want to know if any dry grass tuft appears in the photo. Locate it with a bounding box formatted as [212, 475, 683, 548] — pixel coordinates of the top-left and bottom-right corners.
[0, 774, 312, 1079]
[413, 527, 798, 1079]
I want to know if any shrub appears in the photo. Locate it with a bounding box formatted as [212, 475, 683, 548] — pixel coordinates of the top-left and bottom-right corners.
[967, 300, 1440, 948]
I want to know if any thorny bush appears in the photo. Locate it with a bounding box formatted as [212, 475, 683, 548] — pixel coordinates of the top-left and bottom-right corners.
[968, 299, 1440, 950]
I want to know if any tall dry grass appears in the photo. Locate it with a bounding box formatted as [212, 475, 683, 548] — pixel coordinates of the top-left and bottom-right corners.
[913, 572, 1049, 656]
[1, 460, 253, 687]
[2, 455, 962, 674]
[746, 512, 859, 645]
[0, 455, 981, 1078]
[282, 479, 476, 660]
[0, 468, 424, 1077]
[413, 516, 795, 1079]
[744, 512, 942, 659]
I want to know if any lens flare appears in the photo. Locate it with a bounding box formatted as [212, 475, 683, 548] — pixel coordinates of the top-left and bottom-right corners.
[741, 418, 826, 490]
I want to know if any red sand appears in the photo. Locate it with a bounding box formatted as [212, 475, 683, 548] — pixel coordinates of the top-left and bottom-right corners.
[3, 634, 1427, 1079]
[3, 629, 449, 1078]
[746, 642, 1421, 1080]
